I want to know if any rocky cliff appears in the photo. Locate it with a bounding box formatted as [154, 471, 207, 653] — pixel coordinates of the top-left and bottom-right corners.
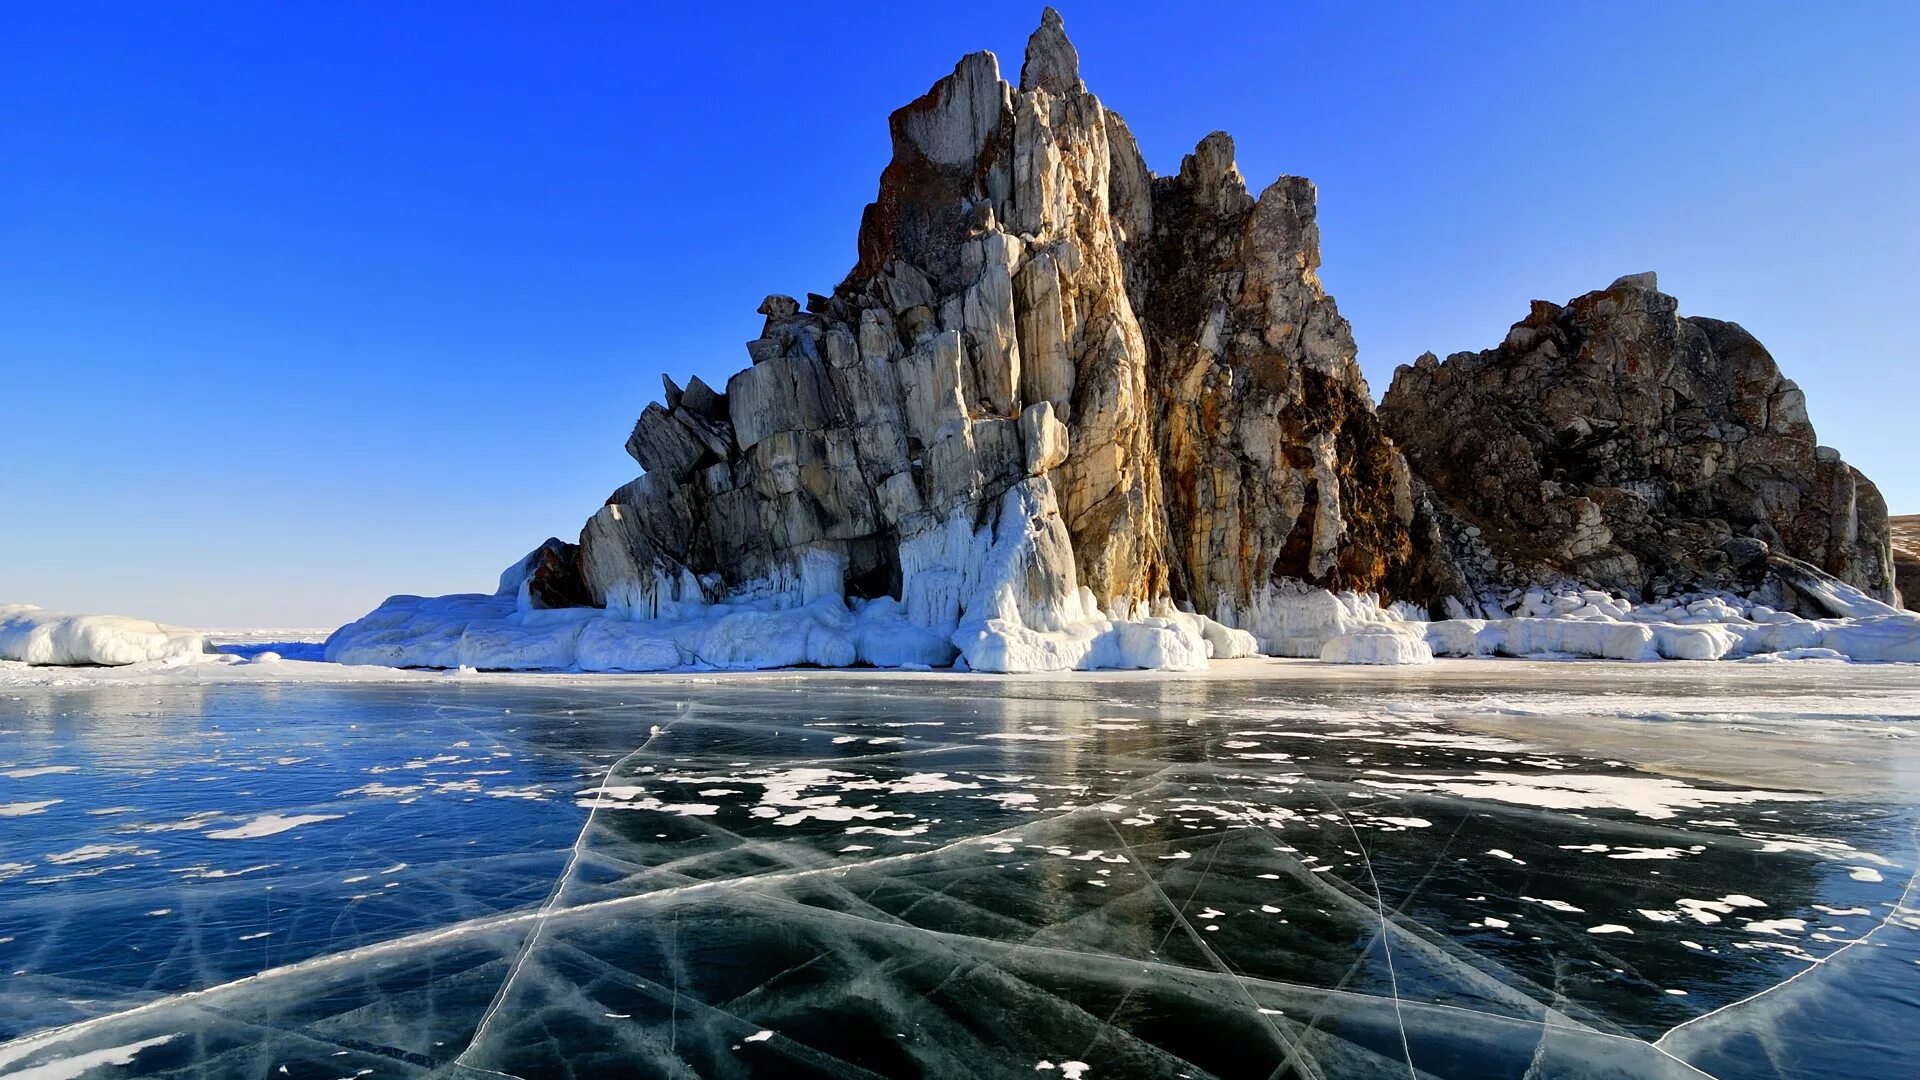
[547, 8, 1439, 664]
[1379, 273, 1895, 609]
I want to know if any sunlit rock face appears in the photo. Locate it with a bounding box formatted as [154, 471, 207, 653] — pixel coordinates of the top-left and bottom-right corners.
[1380, 273, 1896, 609]
[566, 8, 1439, 657]
[1890, 515, 1918, 611]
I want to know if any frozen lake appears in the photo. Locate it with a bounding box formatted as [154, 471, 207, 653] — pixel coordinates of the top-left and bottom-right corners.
[1, 661, 1917, 1078]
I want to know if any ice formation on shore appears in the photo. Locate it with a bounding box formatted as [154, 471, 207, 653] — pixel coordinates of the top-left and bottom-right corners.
[321, 540, 1920, 674]
[1310, 581, 1920, 667]
[327, 491, 1258, 675]
[0, 605, 209, 667]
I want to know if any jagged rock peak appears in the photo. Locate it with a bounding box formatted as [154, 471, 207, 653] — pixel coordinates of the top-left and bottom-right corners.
[1177, 131, 1252, 213]
[1021, 7, 1083, 94]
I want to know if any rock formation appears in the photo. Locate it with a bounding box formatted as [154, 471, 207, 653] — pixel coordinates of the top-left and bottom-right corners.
[1380, 273, 1896, 611]
[327, 10, 1910, 673]
[1891, 515, 1919, 610]
[543, 8, 1438, 665]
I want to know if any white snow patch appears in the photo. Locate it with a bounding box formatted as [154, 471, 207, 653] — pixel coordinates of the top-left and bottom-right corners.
[2, 766, 78, 779]
[1361, 770, 1818, 821]
[0, 1035, 178, 1080]
[1319, 624, 1434, 666]
[0, 605, 209, 667]
[204, 813, 344, 840]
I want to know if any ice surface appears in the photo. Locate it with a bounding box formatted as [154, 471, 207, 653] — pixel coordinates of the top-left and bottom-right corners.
[1, 663, 1915, 1077]
[0, 605, 208, 666]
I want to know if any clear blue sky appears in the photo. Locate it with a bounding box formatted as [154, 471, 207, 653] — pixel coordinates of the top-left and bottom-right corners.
[3, 2, 1915, 628]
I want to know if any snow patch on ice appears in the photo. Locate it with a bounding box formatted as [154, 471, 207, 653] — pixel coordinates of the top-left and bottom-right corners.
[1362, 771, 1820, 821]
[0, 1034, 178, 1080]
[204, 813, 344, 840]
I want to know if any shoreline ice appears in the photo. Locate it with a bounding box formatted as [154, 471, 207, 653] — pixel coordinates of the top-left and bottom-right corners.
[3, 567, 1916, 680]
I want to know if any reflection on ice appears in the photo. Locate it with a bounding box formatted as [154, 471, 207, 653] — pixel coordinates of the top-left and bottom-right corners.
[0, 663, 1916, 1078]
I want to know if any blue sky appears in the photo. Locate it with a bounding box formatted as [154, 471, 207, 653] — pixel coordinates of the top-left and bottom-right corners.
[3, 2, 1915, 627]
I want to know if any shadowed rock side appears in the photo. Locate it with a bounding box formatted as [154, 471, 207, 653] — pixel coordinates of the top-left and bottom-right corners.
[1379, 273, 1895, 610]
[549, 7, 1437, 662]
[1892, 515, 1919, 610]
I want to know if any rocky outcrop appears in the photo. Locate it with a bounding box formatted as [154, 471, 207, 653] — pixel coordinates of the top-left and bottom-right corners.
[561, 8, 1434, 664]
[1891, 515, 1919, 610]
[1380, 273, 1895, 610]
[328, 11, 1907, 672]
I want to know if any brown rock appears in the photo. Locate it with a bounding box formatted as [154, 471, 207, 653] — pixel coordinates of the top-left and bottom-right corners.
[1892, 515, 1919, 610]
[1380, 275, 1896, 607]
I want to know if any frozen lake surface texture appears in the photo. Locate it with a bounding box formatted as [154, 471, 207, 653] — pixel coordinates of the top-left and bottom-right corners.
[1, 662, 1916, 1078]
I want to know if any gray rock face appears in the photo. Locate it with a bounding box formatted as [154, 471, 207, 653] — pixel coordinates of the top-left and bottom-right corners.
[1379, 274, 1895, 607]
[567, 8, 1437, 638]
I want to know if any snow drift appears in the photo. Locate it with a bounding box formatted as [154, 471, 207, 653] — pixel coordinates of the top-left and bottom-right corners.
[0, 605, 210, 666]
[1310, 582, 1920, 667]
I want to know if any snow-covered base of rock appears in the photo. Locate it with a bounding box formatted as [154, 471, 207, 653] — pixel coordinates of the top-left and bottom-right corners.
[1318, 623, 1435, 666]
[0, 605, 210, 666]
[1305, 584, 1920, 667]
[328, 481, 1258, 675]
[325, 571, 1916, 676]
[324, 592, 1251, 675]
[325, 473, 1913, 676]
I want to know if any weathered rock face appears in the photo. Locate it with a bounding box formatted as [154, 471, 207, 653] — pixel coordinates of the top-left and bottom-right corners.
[1380, 273, 1895, 608]
[1127, 131, 1454, 621]
[569, 7, 1433, 658]
[1891, 515, 1919, 611]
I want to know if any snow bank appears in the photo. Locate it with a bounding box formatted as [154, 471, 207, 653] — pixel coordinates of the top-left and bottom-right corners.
[331, 505, 1919, 675]
[0, 605, 210, 666]
[1293, 583, 1920, 666]
[328, 482, 1257, 675]
[1219, 582, 1393, 657]
[1319, 624, 1434, 666]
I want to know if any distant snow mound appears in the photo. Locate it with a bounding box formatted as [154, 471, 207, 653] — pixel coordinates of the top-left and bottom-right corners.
[0, 605, 210, 666]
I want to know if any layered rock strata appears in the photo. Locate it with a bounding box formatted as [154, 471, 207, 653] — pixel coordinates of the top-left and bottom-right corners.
[1380, 273, 1895, 611]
